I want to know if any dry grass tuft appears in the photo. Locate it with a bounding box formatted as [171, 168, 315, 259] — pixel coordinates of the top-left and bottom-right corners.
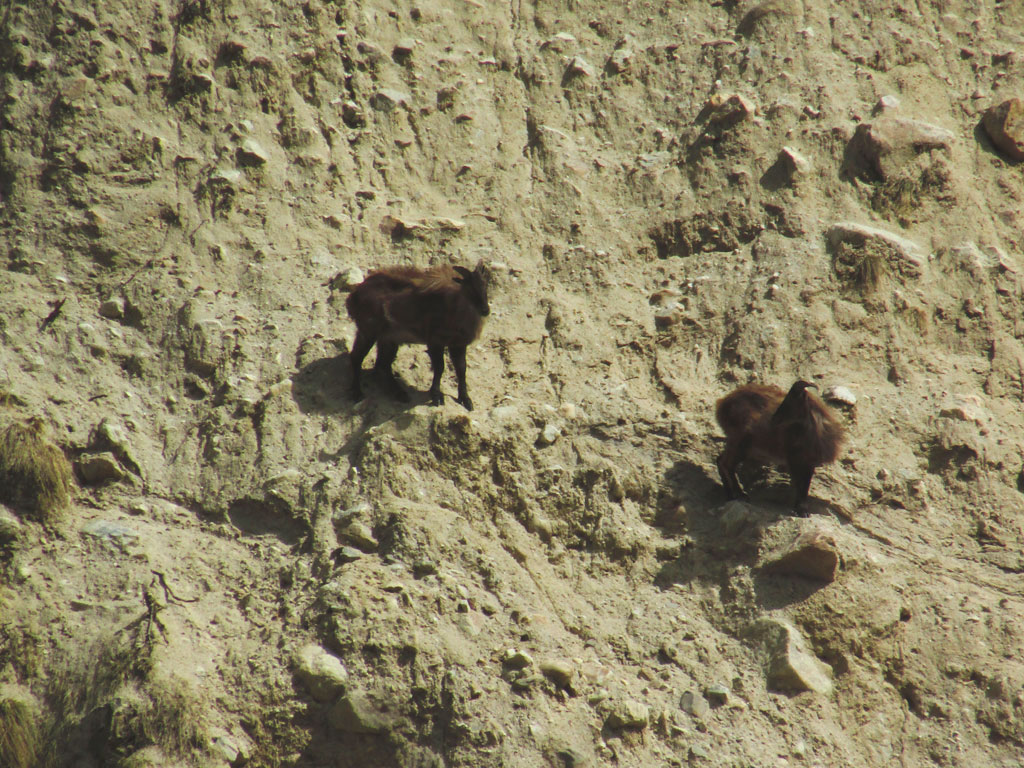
[0, 418, 73, 521]
[0, 697, 40, 768]
[833, 241, 890, 294]
[42, 633, 209, 767]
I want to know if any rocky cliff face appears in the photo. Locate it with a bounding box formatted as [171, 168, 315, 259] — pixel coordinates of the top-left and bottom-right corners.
[2, 1, 1024, 766]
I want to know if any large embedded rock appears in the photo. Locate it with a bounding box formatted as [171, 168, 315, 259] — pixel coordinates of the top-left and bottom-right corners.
[982, 98, 1024, 160]
[763, 529, 841, 582]
[845, 116, 953, 180]
[294, 644, 349, 702]
[748, 618, 833, 695]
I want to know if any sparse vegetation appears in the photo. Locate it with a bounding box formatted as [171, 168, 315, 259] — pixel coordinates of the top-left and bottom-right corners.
[0, 697, 39, 768]
[833, 241, 890, 294]
[42, 633, 208, 767]
[870, 157, 953, 225]
[871, 175, 920, 222]
[0, 418, 72, 521]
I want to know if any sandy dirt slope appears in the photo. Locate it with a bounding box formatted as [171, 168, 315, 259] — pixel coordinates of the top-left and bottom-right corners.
[1, 1, 1023, 766]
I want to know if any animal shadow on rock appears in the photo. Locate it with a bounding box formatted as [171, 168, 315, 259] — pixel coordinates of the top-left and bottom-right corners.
[290, 343, 428, 461]
[292, 341, 451, 416]
[227, 495, 307, 546]
[292, 709, 408, 768]
[750, 561, 831, 613]
[653, 458, 753, 590]
[654, 456, 836, 592]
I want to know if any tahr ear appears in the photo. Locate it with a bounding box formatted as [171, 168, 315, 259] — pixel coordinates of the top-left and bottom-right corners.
[453, 265, 473, 283]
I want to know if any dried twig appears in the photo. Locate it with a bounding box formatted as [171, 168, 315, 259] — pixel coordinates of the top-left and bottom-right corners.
[38, 298, 66, 332]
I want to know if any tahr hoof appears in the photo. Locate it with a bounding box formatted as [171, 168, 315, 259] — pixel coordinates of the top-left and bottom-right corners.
[456, 396, 473, 411]
[350, 389, 364, 402]
[430, 391, 444, 406]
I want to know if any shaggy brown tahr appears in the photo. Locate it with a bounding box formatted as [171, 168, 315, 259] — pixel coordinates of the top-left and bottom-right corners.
[345, 262, 489, 410]
[715, 380, 844, 514]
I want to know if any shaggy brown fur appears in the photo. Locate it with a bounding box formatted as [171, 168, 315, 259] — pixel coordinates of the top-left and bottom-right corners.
[715, 380, 844, 513]
[345, 262, 489, 410]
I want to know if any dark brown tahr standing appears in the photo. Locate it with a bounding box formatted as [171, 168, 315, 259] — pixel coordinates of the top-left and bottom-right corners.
[345, 262, 489, 410]
[714, 380, 845, 514]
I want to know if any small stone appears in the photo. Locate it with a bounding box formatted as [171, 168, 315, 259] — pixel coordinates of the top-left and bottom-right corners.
[939, 396, 988, 425]
[76, 452, 124, 485]
[607, 47, 633, 73]
[341, 100, 366, 128]
[490, 405, 519, 421]
[503, 649, 534, 670]
[412, 557, 437, 577]
[705, 683, 729, 706]
[457, 612, 480, 637]
[558, 402, 577, 419]
[333, 546, 363, 564]
[554, 747, 591, 768]
[393, 38, 415, 56]
[370, 89, 410, 112]
[982, 98, 1024, 160]
[763, 529, 840, 582]
[566, 56, 596, 79]
[539, 659, 575, 688]
[874, 94, 901, 114]
[328, 690, 396, 734]
[294, 644, 349, 702]
[778, 146, 810, 177]
[719, 500, 753, 536]
[480, 596, 500, 615]
[210, 168, 242, 185]
[654, 306, 682, 328]
[706, 93, 756, 126]
[0, 506, 23, 542]
[338, 521, 378, 553]
[542, 32, 577, 52]
[328, 267, 364, 291]
[823, 385, 857, 406]
[236, 139, 268, 166]
[356, 40, 386, 63]
[81, 520, 140, 551]
[207, 727, 242, 764]
[748, 617, 833, 695]
[680, 690, 709, 717]
[99, 297, 125, 319]
[538, 423, 561, 446]
[606, 699, 649, 730]
[512, 673, 544, 691]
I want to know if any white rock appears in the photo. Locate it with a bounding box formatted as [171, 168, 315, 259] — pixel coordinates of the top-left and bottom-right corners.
[874, 94, 901, 113]
[294, 644, 349, 701]
[237, 139, 268, 165]
[779, 146, 810, 174]
[370, 89, 410, 111]
[566, 56, 596, 78]
[99, 297, 125, 319]
[823, 385, 857, 406]
[539, 423, 561, 445]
